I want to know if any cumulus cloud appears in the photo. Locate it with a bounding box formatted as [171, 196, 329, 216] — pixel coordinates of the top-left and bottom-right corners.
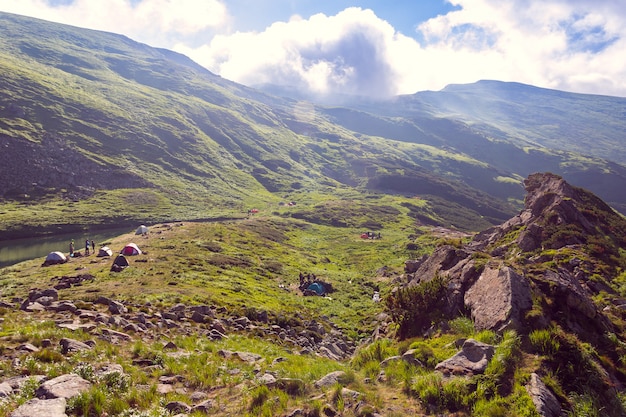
[176, 0, 626, 98]
[0, 0, 228, 46]
[178, 8, 405, 99]
[1, 0, 625, 97]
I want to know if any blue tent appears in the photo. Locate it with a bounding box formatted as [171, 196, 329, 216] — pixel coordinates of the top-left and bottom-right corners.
[307, 282, 324, 295]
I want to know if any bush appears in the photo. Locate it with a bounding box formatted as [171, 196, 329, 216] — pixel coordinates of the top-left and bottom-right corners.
[385, 274, 448, 339]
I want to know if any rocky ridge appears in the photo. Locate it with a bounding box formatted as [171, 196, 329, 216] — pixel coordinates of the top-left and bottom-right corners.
[403, 172, 626, 335]
[395, 172, 626, 415]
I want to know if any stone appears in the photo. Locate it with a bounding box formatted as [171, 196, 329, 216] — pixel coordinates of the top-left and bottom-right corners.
[435, 339, 495, 376]
[109, 300, 127, 315]
[9, 398, 67, 417]
[60, 338, 92, 354]
[464, 266, 532, 332]
[257, 373, 277, 386]
[57, 322, 97, 332]
[193, 398, 215, 413]
[0, 382, 13, 397]
[401, 349, 424, 367]
[526, 373, 561, 417]
[314, 371, 346, 389]
[35, 374, 91, 399]
[165, 401, 191, 414]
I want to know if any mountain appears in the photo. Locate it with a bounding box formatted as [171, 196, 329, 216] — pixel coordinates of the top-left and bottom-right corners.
[2, 11, 626, 240]
[3, 12, 626, 417]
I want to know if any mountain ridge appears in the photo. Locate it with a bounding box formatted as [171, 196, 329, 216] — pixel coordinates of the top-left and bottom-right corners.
[2, 10, 626, 235]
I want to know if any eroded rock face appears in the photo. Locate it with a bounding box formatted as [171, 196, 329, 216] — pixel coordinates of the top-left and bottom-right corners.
[399, 173, 623, 336]
[464, 266, 532, 332]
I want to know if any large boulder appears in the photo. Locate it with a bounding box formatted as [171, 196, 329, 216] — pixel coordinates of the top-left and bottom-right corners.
[464, 265, 532, 332]
[35, 374, 91, 399]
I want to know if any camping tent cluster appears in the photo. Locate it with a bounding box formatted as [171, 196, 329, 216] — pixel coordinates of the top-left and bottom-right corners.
[42, 225, 148, 271]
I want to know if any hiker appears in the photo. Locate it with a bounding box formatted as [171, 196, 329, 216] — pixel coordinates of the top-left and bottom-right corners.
[69, 240, 74, 257]
[85, 239, 90, 255]
[91, 240, 95, 252]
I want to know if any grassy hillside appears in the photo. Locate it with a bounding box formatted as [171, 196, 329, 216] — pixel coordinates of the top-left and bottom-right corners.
[5, 11, 626, 239]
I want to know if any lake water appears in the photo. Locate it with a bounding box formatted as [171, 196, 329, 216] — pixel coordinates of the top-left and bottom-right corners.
[0, 227, 133, 268]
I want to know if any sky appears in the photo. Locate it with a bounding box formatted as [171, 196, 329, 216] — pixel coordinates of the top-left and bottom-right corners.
[1, 0, 625, 99]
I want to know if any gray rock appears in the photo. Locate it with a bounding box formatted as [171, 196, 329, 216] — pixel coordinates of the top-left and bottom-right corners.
[165, 401, 191, 414]
[193, 398, 215, 413]
[464, 266, 532, 332]
[257, 373, 277, 386]
[9, 398, 67, 417]
[526, 373, 561, 417]
[17, 343, 39, 353]
[401, 349, 424, 367]
[109, 300, 127, 315]
[0, 382, 13, 397]
[435, 339, 495, 376]
[60, 338, 92, 354]
[57, 322, 97, 332]
[314, 370, 346, 388]
[35, 374, 91, 399]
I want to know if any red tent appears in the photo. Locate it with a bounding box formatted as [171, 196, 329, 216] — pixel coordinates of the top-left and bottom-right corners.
[121, 243, 142, 256]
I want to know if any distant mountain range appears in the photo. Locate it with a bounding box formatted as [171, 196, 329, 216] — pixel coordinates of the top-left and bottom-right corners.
[2, 11, 626, 237]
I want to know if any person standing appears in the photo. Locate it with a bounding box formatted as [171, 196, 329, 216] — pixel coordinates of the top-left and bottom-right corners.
[91, 240, 95, 253]
[85, 239, 90, 255]
[69, 240, 74, 257]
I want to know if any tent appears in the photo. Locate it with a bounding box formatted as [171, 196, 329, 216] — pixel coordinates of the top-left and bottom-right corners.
[97, 246, 113, 257]
[110, 255, 129, 272]
[135, 225, 149, 235]
[43, 251, 67, 266]
[306, 282, 325, 295]
[121, 243, 142, 256]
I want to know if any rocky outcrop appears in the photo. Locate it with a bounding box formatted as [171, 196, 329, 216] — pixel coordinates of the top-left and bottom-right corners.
[400, 173, 625, 335]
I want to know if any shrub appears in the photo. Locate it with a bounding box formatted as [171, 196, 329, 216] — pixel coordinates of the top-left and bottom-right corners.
[385, 274, 448, 339]
[449, 316, 475, 337]
[33, 348, 64, 363]
[411, 371, 443, 409]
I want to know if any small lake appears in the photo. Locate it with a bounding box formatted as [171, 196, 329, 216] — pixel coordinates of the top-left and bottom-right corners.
[0, 227, 133, 268]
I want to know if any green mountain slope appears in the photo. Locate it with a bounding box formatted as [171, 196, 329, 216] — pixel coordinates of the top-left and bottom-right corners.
[0, 11, 518, 238]
[2, 12, 626, 239]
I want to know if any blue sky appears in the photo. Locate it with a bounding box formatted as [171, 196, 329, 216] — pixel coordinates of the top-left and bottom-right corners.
[1, 0, 625, 99]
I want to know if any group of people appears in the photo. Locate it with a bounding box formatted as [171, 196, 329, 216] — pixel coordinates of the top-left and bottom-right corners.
[69, 239, 96, 256]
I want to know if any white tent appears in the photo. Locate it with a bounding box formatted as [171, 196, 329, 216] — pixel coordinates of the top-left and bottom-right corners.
[45, 251, 67, 264]
[97, 246, 113, 257]
[135, 225, 149, 235]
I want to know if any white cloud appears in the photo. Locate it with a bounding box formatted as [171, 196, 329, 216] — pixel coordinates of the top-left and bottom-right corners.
[1, 0, 625, 97]
[176, 0, 626, 98]
[0, 0, 228, 46]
